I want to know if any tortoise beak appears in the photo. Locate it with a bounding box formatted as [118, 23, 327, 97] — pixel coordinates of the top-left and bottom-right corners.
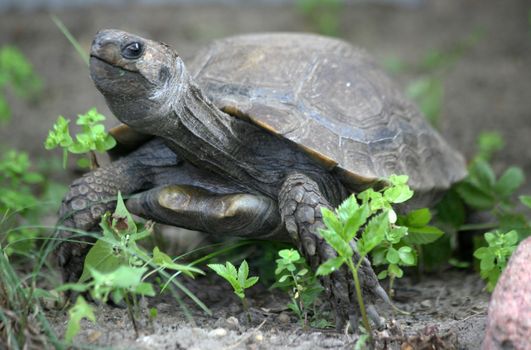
[90, 29, 124, 65]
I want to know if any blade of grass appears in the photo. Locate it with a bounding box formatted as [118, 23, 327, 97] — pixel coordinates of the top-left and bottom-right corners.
[50, 15, 89, 67]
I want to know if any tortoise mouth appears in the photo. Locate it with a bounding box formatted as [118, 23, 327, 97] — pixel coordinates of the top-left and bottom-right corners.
[89, 55, 139, 74]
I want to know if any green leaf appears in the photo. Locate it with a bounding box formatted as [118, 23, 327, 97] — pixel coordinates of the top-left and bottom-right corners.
[386, 225, 408, 244]
[520, 195, 531, 209]
[405, 208, 432, 227]
[65, 296, 95, 343]
[101, 265, 147, 289]
[398, 246, 416, 265]
[238, 260, 250, 287]
[79, 239, 126, 283]
[386, 247, 400, 264]
[54, 283, 90, 293]
[207, 263, 229, 279]
[344, 203, 370, 242]
[278, 249, 300, 263]
[318, 228, 353, 258]
[456, 182, 496, 210]
[113, 192, 136, 235]
[504, 230, 519, 246]
[152, 246, 203, 278]
[435, 189, 466, 229]
[470, 159, 496, 188]
[135, 282, 156, 296]
[494, 167, 524, 198]
[244, 276, 259, 289]
[388, 264, 403, 278]
[336, 195, 359, 223]
[388, 174, 409, 186]
[357, 211, 388, 255]
[402, 225, 444, 245]
[321, 207, 342, 235]
[384, 184, 414, 204]
[377, 270, 388, 280]
[479, 255, 495, 271]
[316, 256, 345, 276]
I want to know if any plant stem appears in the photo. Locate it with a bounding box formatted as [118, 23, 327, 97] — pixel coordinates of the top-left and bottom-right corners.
[346, 259, 372, 336]
[124, 292, 139, 338]
[242, 297, 251, 323]
[89, 151, 99, 169]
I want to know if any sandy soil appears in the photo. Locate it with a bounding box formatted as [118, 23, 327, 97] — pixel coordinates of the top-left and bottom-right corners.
[1, 0, 530, 348]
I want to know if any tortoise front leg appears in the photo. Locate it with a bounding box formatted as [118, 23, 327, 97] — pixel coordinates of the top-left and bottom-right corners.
[56, 160, 146, 283]
[278, 172, 387, 331]
[125, 185, 285, 240]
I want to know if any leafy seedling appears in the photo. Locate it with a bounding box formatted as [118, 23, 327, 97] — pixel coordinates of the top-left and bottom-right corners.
[208, 260, 259, 321]
[57, 192, 202, 339]
[44, 108, 116, 169]
[274, 248, 325, 328]
[317, 175, 441, 335]
[64, 296, 96, 344]
[474, 230, 518, 291]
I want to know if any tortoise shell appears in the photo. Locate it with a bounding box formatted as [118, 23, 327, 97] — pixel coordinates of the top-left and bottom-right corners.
[186, 33, 467, 193]
[189, 33, 466, 194]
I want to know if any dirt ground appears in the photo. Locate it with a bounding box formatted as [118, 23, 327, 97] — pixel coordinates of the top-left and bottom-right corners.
[1, 0, 530, 348]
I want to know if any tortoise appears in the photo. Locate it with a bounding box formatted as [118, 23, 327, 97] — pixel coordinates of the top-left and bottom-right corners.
[56, 29, 467, 328]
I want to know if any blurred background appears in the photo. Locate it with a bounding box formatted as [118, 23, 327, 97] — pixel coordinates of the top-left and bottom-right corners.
[0, 0, 530, 187]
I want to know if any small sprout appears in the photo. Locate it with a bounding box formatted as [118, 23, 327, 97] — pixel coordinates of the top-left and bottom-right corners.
[65, 296, 96, 344]
[317, 175, 442, 334]
[474, 230, 518, 291]
[208, 260, 259, 321]
[275, 249, 324, 327]
[44, 108, 116, 168]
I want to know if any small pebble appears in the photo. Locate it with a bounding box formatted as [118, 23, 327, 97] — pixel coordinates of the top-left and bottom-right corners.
[254, 331, 264, 342]
[277, 311, 291, 324]
[420, 299, 432, 308]
[208, 328, 227, 337]
[226, 316, 240, 330]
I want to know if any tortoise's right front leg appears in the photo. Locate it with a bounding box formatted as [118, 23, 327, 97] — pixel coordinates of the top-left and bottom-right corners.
[56, 161, 145, 283]
[56, 138, 180, 283]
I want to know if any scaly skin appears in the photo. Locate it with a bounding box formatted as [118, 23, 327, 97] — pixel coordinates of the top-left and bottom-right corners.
[56, 162, 136, 283]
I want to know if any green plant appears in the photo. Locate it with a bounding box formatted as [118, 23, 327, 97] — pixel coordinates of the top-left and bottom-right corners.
[0, 149, 46, 256]
[208, 260, 259, 320]
[473, 230, 518, 291]
[274, 248, 326, 328]
[316, 175, 441, 335]
[0, 46, 42, 123]
[432, 131, 530, 291]
[296, 0, 344, 36]
[44, 108, 116, 169]
[64, 296, 95, 344]
[0, 245, 64, 349]
[456, 132, 528, 237]
[57, 192, 204, 339]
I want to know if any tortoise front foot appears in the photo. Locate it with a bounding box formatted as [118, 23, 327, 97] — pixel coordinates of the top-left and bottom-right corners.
[56, 167, 122, 283]
[279, 172, 387, 331]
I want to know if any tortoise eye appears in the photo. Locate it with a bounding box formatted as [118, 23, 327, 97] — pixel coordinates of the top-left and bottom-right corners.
[121, 42, 143, 59]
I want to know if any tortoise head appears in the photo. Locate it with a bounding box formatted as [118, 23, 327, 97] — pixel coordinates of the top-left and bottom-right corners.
[90, 29, 185, 132]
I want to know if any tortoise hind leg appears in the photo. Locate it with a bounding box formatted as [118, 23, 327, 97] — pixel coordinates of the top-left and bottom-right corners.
[125, 185, 285, 240]
[278, 172, 386, 331]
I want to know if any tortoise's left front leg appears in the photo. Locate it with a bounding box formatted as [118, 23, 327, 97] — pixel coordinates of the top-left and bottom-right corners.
[278, 172, 387, 330]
